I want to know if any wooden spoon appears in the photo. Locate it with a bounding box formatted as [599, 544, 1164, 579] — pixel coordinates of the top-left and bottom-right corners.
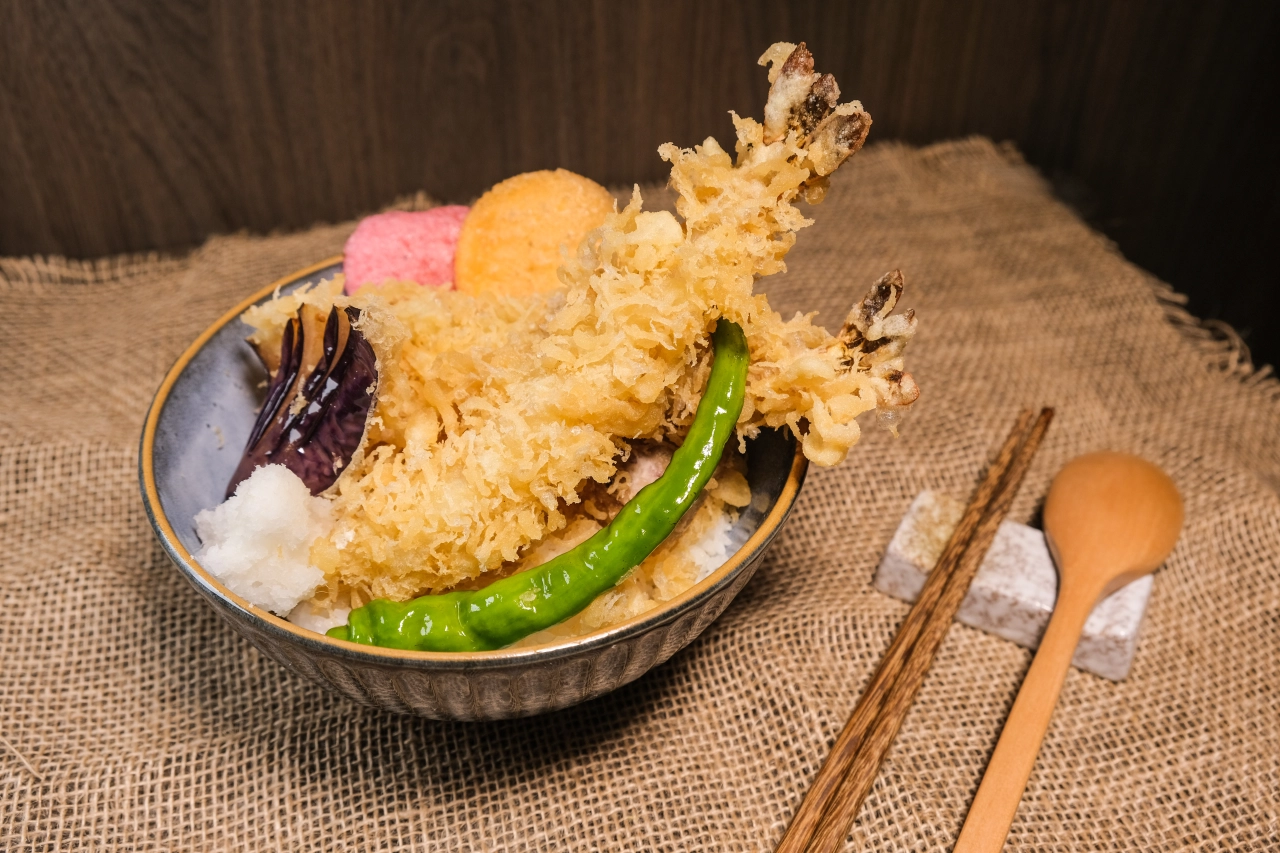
[953, 452, 1184, 852]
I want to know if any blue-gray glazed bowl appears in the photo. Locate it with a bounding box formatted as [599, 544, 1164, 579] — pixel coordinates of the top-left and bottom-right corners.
[140, 257, 808, 720]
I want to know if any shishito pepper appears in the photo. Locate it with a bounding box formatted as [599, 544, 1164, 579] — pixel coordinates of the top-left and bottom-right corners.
[327, 318, 749, 651]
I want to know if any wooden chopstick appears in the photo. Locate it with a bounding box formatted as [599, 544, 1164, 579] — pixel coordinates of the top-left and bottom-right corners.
[774, 409, 1052, 853]
[803, 408, 1054, 853]
[774, 409, 1037, 853]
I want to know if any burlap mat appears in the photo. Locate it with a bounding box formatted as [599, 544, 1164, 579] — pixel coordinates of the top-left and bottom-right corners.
[2, 139, 1277, 851]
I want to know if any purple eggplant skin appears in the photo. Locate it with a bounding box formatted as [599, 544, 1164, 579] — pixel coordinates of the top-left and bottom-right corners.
[226, 305, 377, 497]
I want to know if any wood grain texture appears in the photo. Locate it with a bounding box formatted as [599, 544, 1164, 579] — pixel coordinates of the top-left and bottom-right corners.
[1, 0, 1276, 363]
[806, 409, 1055, 853]
[774, 409, 1036, 853]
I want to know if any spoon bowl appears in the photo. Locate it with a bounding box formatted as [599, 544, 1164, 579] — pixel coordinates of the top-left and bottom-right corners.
[1044, 451, 1185, 599]
[954, 451, 1183, 852]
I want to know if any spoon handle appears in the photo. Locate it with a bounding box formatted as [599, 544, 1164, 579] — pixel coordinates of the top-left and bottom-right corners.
[953, 581, 1100, 853]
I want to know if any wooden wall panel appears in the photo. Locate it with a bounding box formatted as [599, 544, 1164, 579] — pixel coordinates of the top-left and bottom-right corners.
[1, 0, 1275, 363]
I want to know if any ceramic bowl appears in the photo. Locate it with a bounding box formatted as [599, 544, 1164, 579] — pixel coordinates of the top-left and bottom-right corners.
[140, 257, 808, 720]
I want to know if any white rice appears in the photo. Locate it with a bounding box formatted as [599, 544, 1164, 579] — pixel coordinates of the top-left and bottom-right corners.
[687, 505, 739, 582]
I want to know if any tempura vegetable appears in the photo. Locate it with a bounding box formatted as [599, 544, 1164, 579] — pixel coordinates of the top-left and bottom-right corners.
[328, 320, 747, 650]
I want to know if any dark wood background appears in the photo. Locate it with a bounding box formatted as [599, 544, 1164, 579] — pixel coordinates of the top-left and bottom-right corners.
[2, 0, 1276, 366]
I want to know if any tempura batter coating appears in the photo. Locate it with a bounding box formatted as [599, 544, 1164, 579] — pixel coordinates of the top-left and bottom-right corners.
[242, 43, 917, 607]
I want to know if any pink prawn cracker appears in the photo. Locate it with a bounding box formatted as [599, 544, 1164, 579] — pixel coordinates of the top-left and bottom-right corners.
[342, 206, 469, 294]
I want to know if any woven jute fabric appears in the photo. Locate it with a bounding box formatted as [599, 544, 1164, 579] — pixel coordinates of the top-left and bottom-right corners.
[2, 138, 1277, 851]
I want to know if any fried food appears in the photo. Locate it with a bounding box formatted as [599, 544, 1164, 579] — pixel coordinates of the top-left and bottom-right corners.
[239, 42, 918, 618]
[454, 169, 615, 297]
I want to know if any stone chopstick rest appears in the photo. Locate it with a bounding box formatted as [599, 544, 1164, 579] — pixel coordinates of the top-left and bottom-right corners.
[873, 490, 1152, 681]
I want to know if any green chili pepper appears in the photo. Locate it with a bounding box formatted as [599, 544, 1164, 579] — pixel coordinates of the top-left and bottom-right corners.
[326, 318, 749, 652]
